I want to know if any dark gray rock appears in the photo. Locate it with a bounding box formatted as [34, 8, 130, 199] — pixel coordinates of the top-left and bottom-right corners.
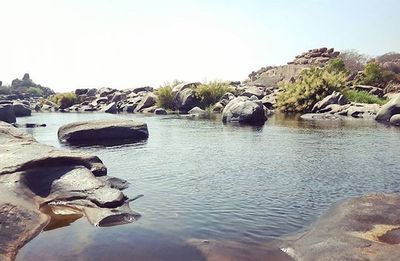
[75, 88, 88, 96]
[58, 119, 149, 146]
[154, 108, 167, 115]
[13, 102, 32, 117]
[222, 96, 267, 124]
[311, 91, 348, 113]
[376, 94, 400, 122]
[101, 102, 117, 114]
[0, 104, 16, 123]
[135, 93, 157, 112]
[132, 86, 154, 93]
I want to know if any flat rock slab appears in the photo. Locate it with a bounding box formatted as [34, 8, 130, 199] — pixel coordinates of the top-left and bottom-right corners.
[279, 193, 400, 261]
[58, 119, 149, 146]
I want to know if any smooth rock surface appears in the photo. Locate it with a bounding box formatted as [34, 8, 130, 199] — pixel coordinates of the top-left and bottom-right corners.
[0, 104, 16, 123]
[375, 94, 400, 122]
[389, 114, 400, 126]
[222, 96, 267, 124]
[58, 119, 149, 145]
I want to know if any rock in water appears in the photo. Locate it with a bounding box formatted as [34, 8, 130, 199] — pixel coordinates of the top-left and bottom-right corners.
[58, 119, 149, 145]
[172, 82, 200, 112]
[222, 96, 267, 124]
[13, 102, 32, 117]
[0, 105, 16, 123]
[311, 91, 348, 113]
[390, 114, 400, 126]
[375, 94, 400, 122]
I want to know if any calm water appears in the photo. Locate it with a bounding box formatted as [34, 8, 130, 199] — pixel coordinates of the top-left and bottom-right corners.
[16, 112, 400, 260]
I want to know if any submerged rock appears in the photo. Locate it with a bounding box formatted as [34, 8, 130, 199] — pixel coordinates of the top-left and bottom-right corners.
[222, 96, 267, 124]
[58, 119, 149, 146]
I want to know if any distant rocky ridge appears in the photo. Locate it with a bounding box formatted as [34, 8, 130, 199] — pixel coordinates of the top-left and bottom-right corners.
[0, 73, 55, 99]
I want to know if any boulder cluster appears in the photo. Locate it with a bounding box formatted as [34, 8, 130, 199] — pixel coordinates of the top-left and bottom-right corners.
[0, 100, 32, 123]
[288, 47, 340, 65]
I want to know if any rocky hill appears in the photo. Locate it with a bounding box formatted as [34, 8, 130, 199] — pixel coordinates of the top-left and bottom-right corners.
[0, 73, 55, 98]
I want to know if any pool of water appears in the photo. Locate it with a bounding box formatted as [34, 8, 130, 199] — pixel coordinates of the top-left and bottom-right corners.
[16, 112, 400, 260]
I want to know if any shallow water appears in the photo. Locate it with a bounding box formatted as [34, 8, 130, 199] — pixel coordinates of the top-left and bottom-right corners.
[16, 112, 400, 260]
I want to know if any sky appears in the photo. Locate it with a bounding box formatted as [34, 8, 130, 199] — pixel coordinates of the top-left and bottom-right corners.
[0, 0, 399, 92]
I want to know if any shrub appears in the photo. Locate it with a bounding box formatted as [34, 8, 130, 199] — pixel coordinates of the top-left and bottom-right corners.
[326, 58, 348, 74]
[342, 89, 388, 105]
[155, 85, 175, 110]
[0, 86, 11, 95]
[277, 67, 348, 112]
[357, 62, 394, 87]
[26, 87, 44, 97]
[339, 50, 369, 72]
[49, 92, 77, 109]
[195, 81, 232, 108]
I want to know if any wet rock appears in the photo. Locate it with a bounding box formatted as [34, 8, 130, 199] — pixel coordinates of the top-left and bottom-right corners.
[222, 96, 267, 124]
[0, 104, 16, 123]
[390, 114, 400, 126]
[376, 94, 400, 122]
[58, 119, 149, 146]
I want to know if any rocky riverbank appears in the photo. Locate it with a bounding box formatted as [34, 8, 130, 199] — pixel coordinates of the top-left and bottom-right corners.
[0, 122, 140, 260]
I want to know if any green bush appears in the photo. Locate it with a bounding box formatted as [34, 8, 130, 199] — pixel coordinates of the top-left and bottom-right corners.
[0, 86, 11, 95]
[357, 62, 394, 87]
[326, 58, 348, 74]
[49, 92, 77, 109]
[195, 81, 231, 108]
[277, 67, 348, 112]
[26, 87, 44, 97]
[342, 89, 387, 105]
[155, 85, 175, 110]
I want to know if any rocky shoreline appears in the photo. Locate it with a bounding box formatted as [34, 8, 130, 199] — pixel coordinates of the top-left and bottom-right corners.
[0, 122, 140, 260]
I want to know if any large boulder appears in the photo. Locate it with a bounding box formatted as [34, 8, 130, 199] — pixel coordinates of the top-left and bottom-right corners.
[58, 119, 149, 146]
[134, 93, 157, 112]
[101, 102, 117, 114]
[222, 96, 267, 124]
[241, 86, 265, 99]
[375, 94, 400, 122]
[312, 91, 348, 113]
[13, 102, 31, 117]
[0, 104, 16, 123]
[172, 82, 200, 112]
[390, 114, 400, 126]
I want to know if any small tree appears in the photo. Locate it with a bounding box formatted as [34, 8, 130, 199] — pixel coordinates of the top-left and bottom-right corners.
[339, 50, 369, 72]
[357, 62, 394, 87]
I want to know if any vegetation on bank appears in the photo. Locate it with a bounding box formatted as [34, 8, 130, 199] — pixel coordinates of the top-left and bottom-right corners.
[49, 92, 77, 109]
[195, 81, 232, 109]
[342, 89, 388, 105]
[277, 60, 349, 112]
[355, 62, 394, 87]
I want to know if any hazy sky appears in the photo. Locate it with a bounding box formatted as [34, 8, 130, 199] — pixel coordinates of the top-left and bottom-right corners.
[1, 0, 399, 91]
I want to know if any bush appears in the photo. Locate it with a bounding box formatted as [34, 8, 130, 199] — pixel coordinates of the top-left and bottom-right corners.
[357, 62, 394, 87]
[339, 50, 369, 72]
[26, 87, 44, 97]
[342, 89, 388, 105]
[277, 67, 348, 112]
[49, 92, 77, 109]
[155, 85, 175, 110]
[0, 86, 11, 95]
[326, 58, 348, 74]
[195, 81, 231, 108]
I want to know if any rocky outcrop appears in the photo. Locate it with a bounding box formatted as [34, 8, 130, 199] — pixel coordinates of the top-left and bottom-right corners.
[58, 119, 149, 146]
[375, 94, 400, 122]
[289, 47, 340, 65]
[134, 93, 157, 112]
[0, 122, 140, 260]
[0, 104, 16, 123]
[279, 193, 400, 261]
[222, 96, 267, 124]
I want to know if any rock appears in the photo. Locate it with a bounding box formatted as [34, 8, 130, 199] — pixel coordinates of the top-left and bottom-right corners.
[141, 105, 157, 114]
[390, 114, 400, 126]
[212, 102, 225, 113]
[154, 108, 167, 115]
[0, 104, 16, 123]
[134, 93, 157, 112]
[98, 87, 116, 98]
[301, 113, 342, 121]
[132, 86, 154, 93]
[0, 122, 140, 259]
[101, 102, 117, 114]
[97, 176, 129, 190]
[241, 86, 265, 99]
[376, 94, 400, 122]
[13, 102, 32, 117]
[352, 85, 384, 98]
[58, 119, 149, 146]
[220, 92, 235, 101]
[312, 91, 349, 113]
[172, 82, 200, 112]
[188, 106, 206, 115]
[222, 96, 267, 124]
[75, 88, 88, 96]
[86, 88, 97, 97]
[279, 194, 400, 261]
[111, 92, 126, 103]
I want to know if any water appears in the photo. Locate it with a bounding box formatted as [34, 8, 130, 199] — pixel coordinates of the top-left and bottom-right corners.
[16, 112, 400, 260]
